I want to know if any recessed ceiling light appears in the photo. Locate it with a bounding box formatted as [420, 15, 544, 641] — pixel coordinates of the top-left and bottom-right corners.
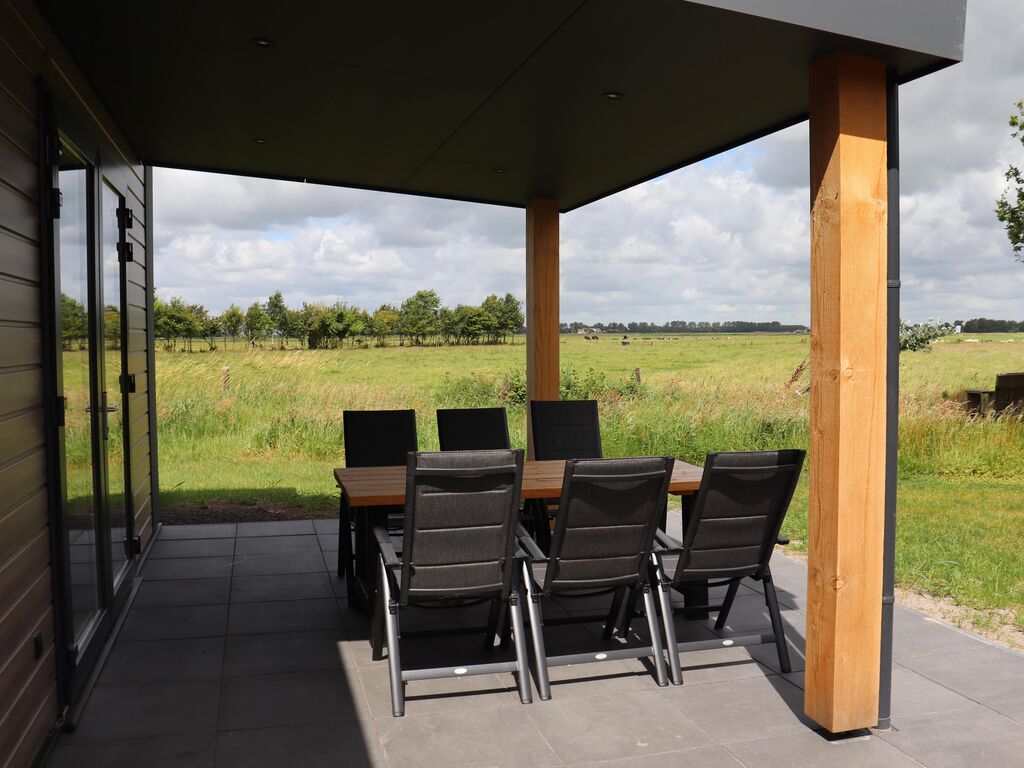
[251, 37, 275, 48]
[492, 167, 506, 174]
[602, 91, 624, 100]
[252, 138, 267, 144]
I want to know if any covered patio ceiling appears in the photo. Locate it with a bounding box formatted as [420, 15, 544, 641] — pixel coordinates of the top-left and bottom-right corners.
[39, 0, 964, 211]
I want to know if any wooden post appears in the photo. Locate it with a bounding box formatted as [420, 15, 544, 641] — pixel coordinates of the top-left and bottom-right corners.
[805, 51, 888, 733]
[525, 198, 560, 457]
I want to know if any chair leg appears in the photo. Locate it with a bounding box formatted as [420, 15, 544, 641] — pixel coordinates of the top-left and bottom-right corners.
[603, 587, 626, 639]
[714, 577, 743, 631]
[618, 585, 642, 637]
[640, 582, 669, 688]
[371, 558, 386, 661]
[523, 561, 551, 701]
[508, 591, 533, 704]
[653, 561, 682, 686]
[380, 559, 405, 716]
[483, 597, 502, 652]
[762, 566, 792, 674]
[499, 602, 513, 649]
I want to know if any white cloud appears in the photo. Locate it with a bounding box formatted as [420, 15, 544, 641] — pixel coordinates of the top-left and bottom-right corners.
[154, 0, 1024, 324]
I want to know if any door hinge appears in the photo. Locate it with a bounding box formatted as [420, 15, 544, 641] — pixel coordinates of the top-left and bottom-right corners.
[116, 206, 134, 229]
[120, 372, 137, 393]
[117, 241, 134, 262]
[50, 188, 62, 219]
[55, 396, 66, 427]
[33, 632, 44, 659]
[130, 535, 142, 555]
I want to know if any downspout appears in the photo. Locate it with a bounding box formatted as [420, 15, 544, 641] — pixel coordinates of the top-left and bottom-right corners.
[877, 70, 900, 731]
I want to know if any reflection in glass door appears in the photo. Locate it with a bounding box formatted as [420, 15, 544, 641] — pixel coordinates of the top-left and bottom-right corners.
[101, 182, 130, 588]
[57, 141, 101, 645]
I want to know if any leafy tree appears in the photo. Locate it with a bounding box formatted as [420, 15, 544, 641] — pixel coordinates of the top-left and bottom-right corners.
[60, 293, 88, 350]
[103, 305, 121, 349]
[368, 304, 398, 346]
[398, 290, 441, 345]
[996, 100, 1024, 260]
[499, 293, 524, 342]
[302, 302, 337, 349]
[221, 304, 244, 346]
[266, 290, 289, 347]
[202, 314, 222, 350]
[283, 308, 307, 347]
[243, 301, 272, 347]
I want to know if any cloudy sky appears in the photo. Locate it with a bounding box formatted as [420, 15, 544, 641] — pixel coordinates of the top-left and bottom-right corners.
[153, 0, 1024, 325]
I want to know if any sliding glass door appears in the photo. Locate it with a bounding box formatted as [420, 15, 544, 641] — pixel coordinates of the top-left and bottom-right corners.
[54, 137, 135, 665]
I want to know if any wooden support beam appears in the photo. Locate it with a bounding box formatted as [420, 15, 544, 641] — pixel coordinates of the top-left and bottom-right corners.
[805, 51, 888, 733]
[525, 198, 560, 457]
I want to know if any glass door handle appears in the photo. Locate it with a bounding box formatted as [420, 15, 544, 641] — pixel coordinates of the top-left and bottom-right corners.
[84, 405, 120, 413]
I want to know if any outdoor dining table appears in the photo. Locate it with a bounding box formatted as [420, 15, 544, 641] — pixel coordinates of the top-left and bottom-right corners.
[334, 458, 706, 622]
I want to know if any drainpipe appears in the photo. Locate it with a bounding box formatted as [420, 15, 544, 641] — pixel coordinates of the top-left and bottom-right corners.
[877, 70, 900, 731]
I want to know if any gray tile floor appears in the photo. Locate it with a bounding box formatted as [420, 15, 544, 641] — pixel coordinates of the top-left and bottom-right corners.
[49, 519, 1024, 768]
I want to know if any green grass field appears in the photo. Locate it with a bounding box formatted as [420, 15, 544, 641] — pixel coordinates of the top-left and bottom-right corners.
[139, 332, 1024, 632]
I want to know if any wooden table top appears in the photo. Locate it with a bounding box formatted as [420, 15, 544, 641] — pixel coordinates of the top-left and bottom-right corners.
[334, 459, 703, 506]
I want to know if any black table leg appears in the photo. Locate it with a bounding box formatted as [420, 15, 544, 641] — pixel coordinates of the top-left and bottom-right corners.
[678, 493, 709, 620]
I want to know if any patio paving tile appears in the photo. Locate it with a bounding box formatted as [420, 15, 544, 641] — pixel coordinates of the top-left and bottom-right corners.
[668, 646, 776, 686]
[234, 534, 322, 556]
[890, 605, 989, 660]
[134, 577, 231, 608]
[231, 551, 326, 576]
[223, 629, 346, 676]
[158, 523, 236, 540]
[236, 520, 315, 537]
[70, 679, 221, 741]
[376, 707, 561, 768]
[215, 723, 384, 768]
[666, 673, 815, 745]
[878, 705, 1024, 768]
[227, 597, 343, 634]
[48, 732, 217, 768]
[896, 641, 1024, 708]
[887, 663, 980, 719]
[317, 533, 340, 551]
[217, 669, 365, 731]
[100, 637, 224, 684]
[230, 572, 335, 603]
[143, 556, 234, 580]
[313, 518, 339, 535]
[707, 592, 804, 633]
[525, 688, 712, 764]
[725, 730, 925, 768]
[149, 537, 237, 559]
[120, 604, 229, 642]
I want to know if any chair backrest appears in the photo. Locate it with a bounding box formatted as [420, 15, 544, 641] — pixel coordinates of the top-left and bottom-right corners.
[436, 407, 511, 451]
[543, 457, 673, 592]
[670, 450, 805, 583]
[530, 400, 602, 460]
[343, 409, 418, 468]
[994, 372, 1024, 414]
[400, 449, 524, 602]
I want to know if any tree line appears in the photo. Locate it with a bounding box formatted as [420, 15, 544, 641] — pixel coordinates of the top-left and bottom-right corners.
[153, 289, 525, 350]
[561, 320, 810, 334]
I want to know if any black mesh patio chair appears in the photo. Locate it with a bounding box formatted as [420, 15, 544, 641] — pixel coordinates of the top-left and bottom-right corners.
[529, 399, 602, 460]
[517, 456, 674, 699]
[646, 449, 805, 686]
[372, 449, 532, 716]
[437, 407, 511, 451]
[528, 399, 603, 550]
[339, 410, 418, 601]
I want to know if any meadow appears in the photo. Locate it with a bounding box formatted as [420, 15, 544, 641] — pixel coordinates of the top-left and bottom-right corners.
[143, 332, 1024, 633]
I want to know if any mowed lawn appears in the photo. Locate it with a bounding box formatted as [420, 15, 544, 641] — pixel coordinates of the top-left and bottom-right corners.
[151, 332, 1024, 631]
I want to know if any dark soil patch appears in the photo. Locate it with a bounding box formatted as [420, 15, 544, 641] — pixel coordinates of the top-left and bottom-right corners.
[160, 500, 334, 525]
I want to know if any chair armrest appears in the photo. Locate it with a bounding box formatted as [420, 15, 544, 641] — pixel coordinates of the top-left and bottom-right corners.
[654, 529, 683, 552]
[373, 526, 401, 568]
[516, 524, 548, 562]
